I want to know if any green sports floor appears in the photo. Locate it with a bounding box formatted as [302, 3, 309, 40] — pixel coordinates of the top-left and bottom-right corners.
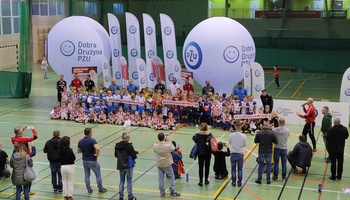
[0, 65, 349, 200]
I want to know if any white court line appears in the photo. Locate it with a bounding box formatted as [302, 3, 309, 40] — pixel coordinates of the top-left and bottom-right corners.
[32, 77, 57, 85]
[265, 78, 275, 89]
[244, 147, 259, 158]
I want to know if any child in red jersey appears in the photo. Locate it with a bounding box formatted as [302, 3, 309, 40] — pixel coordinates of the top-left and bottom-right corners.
[166, 112, 177, 130]
[141, 112, 150, 127]
[116, 106, 125, 125]
[69, 104, 79, 121]
[76, 107, 88, 124]
[107, 110, 117, 124]
[60, 102, 69, 120]
[51, 106, 61, 119]
[131, 111, 141, 126]
[97, 109, 107, 124]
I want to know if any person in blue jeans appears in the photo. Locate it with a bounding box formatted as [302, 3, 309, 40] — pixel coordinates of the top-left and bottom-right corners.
[273, 118, 290, 181]
[115, 133, 138, 200]
[254, 121, 278, 185]
[229, 123, 247, 186]
[10, 144, 32, 200]
[43, 130, 62, 192]
[78, 127, 107, 195]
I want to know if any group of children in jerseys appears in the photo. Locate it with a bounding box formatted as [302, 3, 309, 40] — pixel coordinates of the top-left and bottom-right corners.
[50, 83, 279, 133]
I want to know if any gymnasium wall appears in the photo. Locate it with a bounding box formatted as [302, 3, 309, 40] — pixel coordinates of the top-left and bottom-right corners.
[0, 35, 19, 70]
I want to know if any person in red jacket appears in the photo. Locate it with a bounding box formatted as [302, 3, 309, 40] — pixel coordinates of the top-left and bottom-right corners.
[11, 125, 38, 157]
[183, 78, 194, 96]
[296, 98, 317, 152]
[274, 65, 280, 90]
[71, 73, 82, 89]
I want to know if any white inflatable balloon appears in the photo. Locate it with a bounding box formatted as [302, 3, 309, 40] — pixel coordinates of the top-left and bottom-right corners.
[47, 16, 111, 85]
[183, 17, 255, 95]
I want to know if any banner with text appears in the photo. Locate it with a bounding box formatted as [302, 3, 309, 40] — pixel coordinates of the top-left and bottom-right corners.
[71, 66, 97, 85]
[126, 12, 141, 85]
[101, 56, 111, 88]
[340, 67, 350, 103]
[252, 62, 265, 99]
[260, 99, 349, 127]
[151, 56, 165, 82]
[107, 13, 123, 86]
[142, 13, 157, 88]
[136, 58, 148, 89]
[242, 63, 251, 96]
[160, 13, 181, 88]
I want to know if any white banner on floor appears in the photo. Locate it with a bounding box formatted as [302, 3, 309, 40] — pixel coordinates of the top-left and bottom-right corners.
[143, 13, 157, 88]
[255, 99, 349, 127]
[107, 13, 123, 86]
[125, 12, 141, 85]
[242, 63, 251, 96]
[340, 67, 350, 103]
[251, 62, 265, 99]
[101, 56, 111, 88]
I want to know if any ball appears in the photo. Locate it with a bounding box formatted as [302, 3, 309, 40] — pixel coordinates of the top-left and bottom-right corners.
[204, 105, 209, 111]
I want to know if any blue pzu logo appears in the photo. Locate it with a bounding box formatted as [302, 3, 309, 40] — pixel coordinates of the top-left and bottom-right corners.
[132, 71, 139, 80]
[255, 84, 262, 92]
[255, 70, 261, 77]
[315, 109, 318, 117]
[164, 27, 172, 35]
[105, 76, 110, 82]
[276, 107, 283, 114]
[174, 65, 180, 72]
[168, 73, 174, 81]
[223, 46, 239, 63]
[347, 74, 350, 80]
[129, 25, 137, 34]
[103, 63, 109, 69]
[166, 50, 174, 59]
[184, 42, 202, 70]
[146, 26, 153, 35]
[245, 70, 249, 78]
[60, 41, 75, 56]
[131, 49, 138, 57]
[140, 78, 146, 84]
[111, 26, 118, 34]
[148, 50, 155, 58]
[139, 64, 145, 71]
[115, 71, 121, 79]
[150, 73, 154, 81]
[345, 88, 350, 96]
[113, 49, 119, 57]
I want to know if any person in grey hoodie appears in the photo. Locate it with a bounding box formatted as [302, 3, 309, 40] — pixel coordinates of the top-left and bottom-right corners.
[272, 118, 289, 181]
[115, 133, 138, 200]
[321, 106, 332, 163]
[10, 144, 33, 200]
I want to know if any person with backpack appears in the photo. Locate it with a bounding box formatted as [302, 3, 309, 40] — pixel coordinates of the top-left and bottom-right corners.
[171, 141, 185, 179]
[115, 133, 138, 200]
[193, 122, 213, 186]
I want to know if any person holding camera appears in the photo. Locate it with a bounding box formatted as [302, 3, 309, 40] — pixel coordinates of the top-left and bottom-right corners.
[153, 133, 181, 198]
[213, 142, 230, 180]
[11, 125, 38, 157]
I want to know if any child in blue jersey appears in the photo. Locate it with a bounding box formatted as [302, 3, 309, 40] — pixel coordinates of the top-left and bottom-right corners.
[248, 95, 257, 115]
[130, 95, 138, 114]
[94, 99, 102, 114]
[101, 99, 108, 115]
[80, 90, 88, 105]
[86, 90, 95, 108]
[138, 92, 145, 114]
[82, 102, 90, 114]
[113, 90, 121, 111]
[123, 90, 131, 111]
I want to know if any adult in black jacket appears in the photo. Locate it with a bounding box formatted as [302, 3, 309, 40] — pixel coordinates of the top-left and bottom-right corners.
[202, 80, 215, 95]
[59, 136, 76, 200]
[115, 133, 138, 200]
[254, 121, 278, 184]
[154, 78, 166, 94]
[260, 89, 273, 113]
[56, 75, 67, 103]
[287, 135, 312, 174]
[326, 117, 349, 180]
[84, 74, 95, 91]
[193, 122, 212, 186]
[43, 130, 62, 192]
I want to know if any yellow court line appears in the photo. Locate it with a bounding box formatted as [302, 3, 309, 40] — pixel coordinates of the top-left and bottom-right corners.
[291, 79, 307, 98]
[32, 177, 231, 200]
[275, 79, 293, 98]
[0, 192, 62, 200]
[0, 107, 50, 113]
[212, 143, 257, 198]
[0, 114, 48, 119]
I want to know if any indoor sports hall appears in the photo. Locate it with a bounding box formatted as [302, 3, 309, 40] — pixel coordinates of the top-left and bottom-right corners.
[0, 1, 350, 200]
